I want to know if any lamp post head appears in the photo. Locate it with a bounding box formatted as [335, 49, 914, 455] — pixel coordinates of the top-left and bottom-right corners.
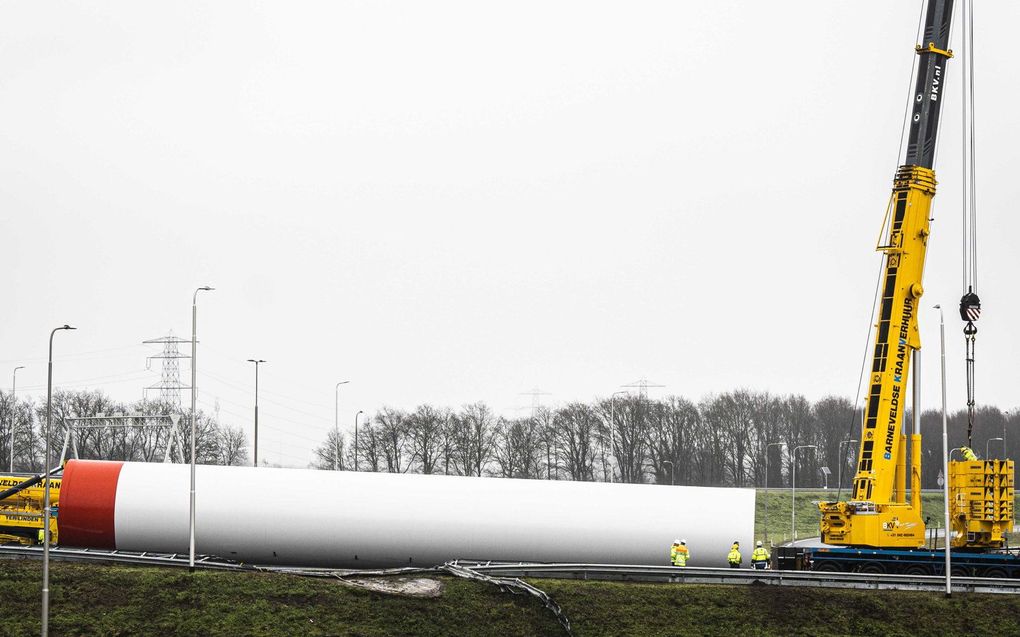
[193, 286, 215, 303]
[50, 325, 76, 347]
[247, 359, 266, 364]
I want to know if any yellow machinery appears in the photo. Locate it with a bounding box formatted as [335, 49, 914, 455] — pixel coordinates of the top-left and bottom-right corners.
[819, 0, 1015, 551]
[948, 459, 1014, 548]
[0, 474, 60, 545]
[818, 167, 936, 548]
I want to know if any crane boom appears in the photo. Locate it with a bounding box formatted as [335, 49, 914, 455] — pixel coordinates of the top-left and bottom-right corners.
[819, 0, 955, 548]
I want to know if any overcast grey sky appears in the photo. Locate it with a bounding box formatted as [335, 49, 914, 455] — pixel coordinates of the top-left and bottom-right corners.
[3, 1, 1019, 468]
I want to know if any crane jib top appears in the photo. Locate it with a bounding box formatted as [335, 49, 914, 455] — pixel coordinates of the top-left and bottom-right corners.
[906, 0, 955, 170]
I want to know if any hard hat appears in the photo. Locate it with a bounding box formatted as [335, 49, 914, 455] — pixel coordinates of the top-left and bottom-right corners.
[673, 539, 680, 544]
[680, 539, 686, 545]
[756, 541, 763, 547]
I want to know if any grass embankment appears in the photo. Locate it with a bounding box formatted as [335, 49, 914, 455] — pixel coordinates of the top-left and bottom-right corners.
[2, 560, 1020, 637]
[753, 489, 1020, 545]
[0, 560, 548, 637]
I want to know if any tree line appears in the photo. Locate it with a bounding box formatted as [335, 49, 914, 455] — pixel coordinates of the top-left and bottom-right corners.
[314, 391, 1019, 491]
[2, 387, 1014, 491]
[0, 389, 248, 472]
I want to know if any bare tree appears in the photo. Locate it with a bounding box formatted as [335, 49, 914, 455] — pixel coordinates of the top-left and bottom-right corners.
[813, 395, 856, 490]
[354, 417, 383, 472]
[692, 395, 729, 486]
[407, 404, 446, 474]
[606, 395, 650, 484]
[449, 402, 497, 477]
[645, 396, 700, 485]
[746, 392, 785, 488]
[0, 391, 36, 471]
[493, 415, 543, 479]
[553, 403, 598, 481]
[375, 407, 410, 473]
[439, 415, 456, 475]
[35, 390, 126, 462]
[592, 399, 617, 482]
[11, 398, 37, 471]
[783, 394, 819, 487]
[122, 399, 181, 463]
[313, 428, 346, 470]
[0, 390, 14, 468]
[535, 407, 559, 480]
[214, 425, 249, 466]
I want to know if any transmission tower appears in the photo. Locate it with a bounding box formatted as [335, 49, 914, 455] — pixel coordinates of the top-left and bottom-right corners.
[519, 387, 552, 419]
[621, 377, 665, 400]
[143, 332, 191, 410]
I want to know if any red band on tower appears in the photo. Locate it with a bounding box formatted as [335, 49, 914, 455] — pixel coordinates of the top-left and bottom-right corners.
[57, 460, 123, 549]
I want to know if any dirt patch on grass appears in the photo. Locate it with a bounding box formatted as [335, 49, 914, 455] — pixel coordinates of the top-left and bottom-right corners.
[338, 576, 445, 598]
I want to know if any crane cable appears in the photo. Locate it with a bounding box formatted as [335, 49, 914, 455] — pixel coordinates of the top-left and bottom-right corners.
[959, 0, 980, 448]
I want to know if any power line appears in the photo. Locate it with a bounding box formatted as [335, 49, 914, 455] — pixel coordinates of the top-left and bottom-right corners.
[0, 344, 147, 366]
[18, 369, 152, 392]
[197, 397, 330, 445]
[200, 369, 335, 420]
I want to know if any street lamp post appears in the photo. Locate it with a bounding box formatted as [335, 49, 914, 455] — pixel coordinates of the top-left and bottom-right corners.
[986, 437, 1003, 460]
[42, 324, 75, 637]
[247, 359, 265, 467]
[1005, 410, 1010, 459]
[10, 365, 24, 473]
[661, 459, 674, 486]
[354, 410, 364, 471]
[334, 381, 349, 471]
[764, 442, 785, 542]
[189, 285, 213, 571]
[935, 304, 951, 596]
[791, 444, 817, 541]
[837, 439, 859, 491]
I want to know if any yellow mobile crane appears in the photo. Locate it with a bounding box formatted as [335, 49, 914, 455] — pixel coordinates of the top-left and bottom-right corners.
[0, 472, 60, 545]
[810, 0, 1015, 574]
[816, 0, 955, 549]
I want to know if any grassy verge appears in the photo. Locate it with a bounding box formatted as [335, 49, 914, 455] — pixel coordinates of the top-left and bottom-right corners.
[0, 560, 557, 637]
[543, 579, 1020, 637]
[2, 560, 1019, 637]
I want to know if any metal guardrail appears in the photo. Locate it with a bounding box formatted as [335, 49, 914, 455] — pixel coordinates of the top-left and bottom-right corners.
[461, 562, 1020, 595]
[0, 544, 254, 571]
[6, 545, 1020, 595]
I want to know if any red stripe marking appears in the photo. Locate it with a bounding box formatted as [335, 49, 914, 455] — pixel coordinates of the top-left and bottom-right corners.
[57, 460, 124, 549]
